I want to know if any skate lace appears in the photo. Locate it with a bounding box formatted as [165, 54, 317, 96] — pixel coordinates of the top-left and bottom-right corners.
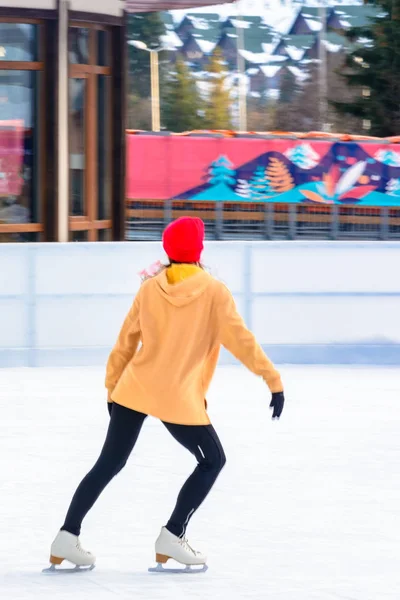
[179, 536, 197, 556]
[75, 539, 90, 556]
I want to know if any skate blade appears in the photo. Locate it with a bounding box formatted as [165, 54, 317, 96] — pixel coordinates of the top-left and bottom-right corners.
[42, 564, 95, 574]
[148, 562, 208, 574]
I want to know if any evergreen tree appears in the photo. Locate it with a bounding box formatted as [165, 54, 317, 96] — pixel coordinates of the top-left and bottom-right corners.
[249, 165, 275, 200]
[127, 93, 152, 130]
[333, 0, 400, 136]
[162, 60, 204, 132]
[386, 178, 400, 195]
[287, 143, 320, 169]
[236, 179, 251, 198]
[208, 156, 236, 186]
[203, 48, 232, 130]
[266, 158, 294, 194]
[275, 54, 360, 133]
[127, 13, 165, 99]
[279, 69, 297, 104]
[247, 98, 277, 132]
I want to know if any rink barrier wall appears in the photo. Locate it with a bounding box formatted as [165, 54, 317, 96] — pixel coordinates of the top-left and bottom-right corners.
[1, 241, 400, 368]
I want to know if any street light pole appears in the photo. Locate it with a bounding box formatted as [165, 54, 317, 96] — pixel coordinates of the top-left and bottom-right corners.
[150, 49, 160, 132]
[236, 0, 247, 131]
[129, 40, 161, 132]
[318, 1, 328, 132]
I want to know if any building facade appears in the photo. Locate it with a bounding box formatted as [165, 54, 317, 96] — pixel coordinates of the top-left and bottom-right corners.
[0, 0, 128, 242]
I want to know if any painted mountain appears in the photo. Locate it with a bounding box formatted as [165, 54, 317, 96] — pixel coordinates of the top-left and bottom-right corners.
[173, 141, 400, 206]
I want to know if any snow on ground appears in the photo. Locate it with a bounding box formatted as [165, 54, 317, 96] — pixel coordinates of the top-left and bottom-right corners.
[0, 365, 399, 599]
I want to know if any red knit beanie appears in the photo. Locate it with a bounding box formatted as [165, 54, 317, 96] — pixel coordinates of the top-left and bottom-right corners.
[162, 217, 205, 263]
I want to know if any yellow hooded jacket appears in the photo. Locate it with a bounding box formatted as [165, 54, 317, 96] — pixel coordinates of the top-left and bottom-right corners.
[105, 265, 283, 425]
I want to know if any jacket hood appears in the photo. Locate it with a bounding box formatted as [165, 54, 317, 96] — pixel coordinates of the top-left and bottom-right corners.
[154, 269, 212, 307]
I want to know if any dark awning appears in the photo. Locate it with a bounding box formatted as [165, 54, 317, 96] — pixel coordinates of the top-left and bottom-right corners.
[125, 0, 234, 12]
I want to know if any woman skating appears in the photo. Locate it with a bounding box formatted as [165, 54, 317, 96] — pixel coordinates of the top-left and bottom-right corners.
[48, 216, 285, 572]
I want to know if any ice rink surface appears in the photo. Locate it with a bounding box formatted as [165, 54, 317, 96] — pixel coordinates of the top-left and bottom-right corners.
[0, 365, 399, 599]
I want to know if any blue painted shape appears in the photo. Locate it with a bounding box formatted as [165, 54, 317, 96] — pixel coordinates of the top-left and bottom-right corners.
[357, 191, 400, 206]
[191, 182, 244, 201]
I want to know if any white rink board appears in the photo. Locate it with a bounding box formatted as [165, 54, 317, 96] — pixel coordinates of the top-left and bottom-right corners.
[1, 241, 400, 366]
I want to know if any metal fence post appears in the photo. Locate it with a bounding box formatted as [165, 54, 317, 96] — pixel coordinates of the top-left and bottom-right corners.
[288, 204, 296, 239]
[164, 199, 172, 227]
[381, 207, 389, 240]
[215, 202, 223, 240]
[331, 204, 339, 240]
[264, 202, 274, 240]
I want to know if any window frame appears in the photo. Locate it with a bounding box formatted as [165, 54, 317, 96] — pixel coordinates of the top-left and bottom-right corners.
[0, 17, 45, 239]
[68, 22, 112, 242]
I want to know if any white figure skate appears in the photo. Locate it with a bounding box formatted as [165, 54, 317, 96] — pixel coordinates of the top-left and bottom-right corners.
[42, 530, 96, 573]
[149, 527, 208, 574]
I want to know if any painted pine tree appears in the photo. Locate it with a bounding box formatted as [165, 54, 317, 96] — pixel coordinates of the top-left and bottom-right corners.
[386, 178, 400, 196]
[236, 179, 251, 198]
[249, 166, 268, 200]
[286, 143, 319, 169]
[249, 165, 277, 200]
[191, 155, 243, 201]
[208, 155, 236, 186]
[266, 158, 294, 194]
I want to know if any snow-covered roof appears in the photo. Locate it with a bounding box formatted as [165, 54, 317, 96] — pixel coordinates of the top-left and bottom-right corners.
[304, 18, 322, 32]
[357, 36, 373, 47]
[260, 65, 281, 78]
[161, 30, 183, 49]
[287, 66, 309, 82]
[196, 38, 216, 53]
[186, 14, 221, 28]
[285, 45, 306, 61]
[238, 49, 269, 64]
[339, 19, 352, 28]
[262, 42, 275, 54]
[229, 18, 251, 29]
[322, 39, 342, 53]
[268, 54, 289, 63]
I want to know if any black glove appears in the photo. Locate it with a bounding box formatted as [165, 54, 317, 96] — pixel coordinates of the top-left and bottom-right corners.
[107, 402, 113, 417]
[270, 391, 284, 420]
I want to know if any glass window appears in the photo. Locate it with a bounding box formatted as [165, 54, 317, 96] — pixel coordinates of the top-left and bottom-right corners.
[0, 23, 39, 62]
[0, 232, 39, 243]
[0, 70, 40, 224]
[97, 75, 111, 219]
[68, 28, 89, 64]
[69, 78, 86, 216]
[98, 229, 112, 241]
[97, 30, 110, 67]
[69, 230, 88, 241]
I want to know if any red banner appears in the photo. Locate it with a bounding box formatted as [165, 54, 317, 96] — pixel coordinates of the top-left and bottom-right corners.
[126, 133, 400, 206]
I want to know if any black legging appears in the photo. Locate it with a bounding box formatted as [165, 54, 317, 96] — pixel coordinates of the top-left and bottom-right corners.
[61, 403, 226, 538]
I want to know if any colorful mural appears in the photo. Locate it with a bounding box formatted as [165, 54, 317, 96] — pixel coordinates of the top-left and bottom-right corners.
[126, 134, 400, 206]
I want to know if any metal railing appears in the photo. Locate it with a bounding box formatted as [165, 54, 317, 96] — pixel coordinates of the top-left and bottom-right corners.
[125, 201, 400, 241]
